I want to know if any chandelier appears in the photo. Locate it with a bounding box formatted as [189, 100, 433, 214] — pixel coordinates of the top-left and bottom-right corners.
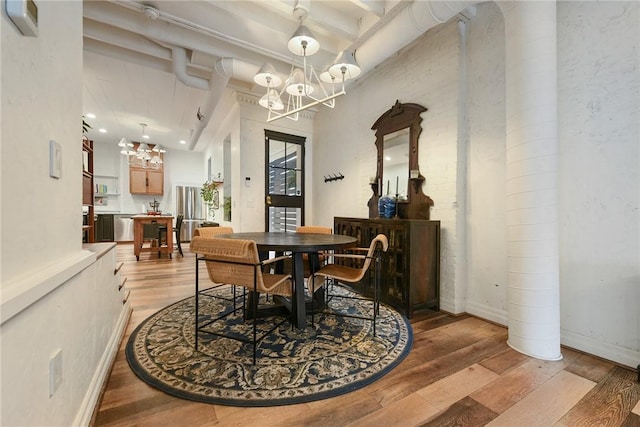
[118, 123, 165, 169]
[253, 4, 361, 123]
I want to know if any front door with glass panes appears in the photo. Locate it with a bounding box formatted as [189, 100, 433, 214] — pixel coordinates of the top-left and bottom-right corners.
[264, 130, 305, 232]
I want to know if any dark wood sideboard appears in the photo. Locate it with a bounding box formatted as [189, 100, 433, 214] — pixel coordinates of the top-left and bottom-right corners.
[334, 217, 440, 318]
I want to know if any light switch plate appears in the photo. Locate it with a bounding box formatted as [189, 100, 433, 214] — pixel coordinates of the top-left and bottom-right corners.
[49, 348, 63, 397]
[49, 140, 61, 179]
[6, 0, 39, 37]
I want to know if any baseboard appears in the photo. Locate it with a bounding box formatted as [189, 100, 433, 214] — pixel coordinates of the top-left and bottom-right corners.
[438, 297, 457, 315]
[560, 329, 640, 370]
[458, 301, 637, 369]
[435, 294, 638, 369]
[73, 302, 132, 427]
[465, 301, 508, 327]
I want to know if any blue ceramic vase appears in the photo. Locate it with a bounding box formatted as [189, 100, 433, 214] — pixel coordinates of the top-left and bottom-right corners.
[378, 195, 396, 218]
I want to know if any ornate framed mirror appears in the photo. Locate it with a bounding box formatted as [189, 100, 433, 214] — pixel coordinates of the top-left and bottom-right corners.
[368, 100, 434, 219]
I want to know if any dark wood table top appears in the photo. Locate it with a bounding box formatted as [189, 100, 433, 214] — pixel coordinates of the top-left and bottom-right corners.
[216, 231, 357, 252]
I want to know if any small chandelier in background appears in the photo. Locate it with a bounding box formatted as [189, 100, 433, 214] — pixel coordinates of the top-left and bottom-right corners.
[118, 123, 165, 169]
[253, 4, 361, 123]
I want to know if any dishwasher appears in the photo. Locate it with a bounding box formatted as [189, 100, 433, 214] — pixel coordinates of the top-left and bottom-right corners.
[114, 215, 134, 242]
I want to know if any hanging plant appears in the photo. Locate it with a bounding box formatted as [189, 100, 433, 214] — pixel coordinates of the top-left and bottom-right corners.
[201, 181, 220, 217]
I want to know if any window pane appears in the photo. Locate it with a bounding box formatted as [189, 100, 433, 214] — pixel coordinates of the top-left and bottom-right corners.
[269, 141, 302, 196]
[269, 207, 301, 232]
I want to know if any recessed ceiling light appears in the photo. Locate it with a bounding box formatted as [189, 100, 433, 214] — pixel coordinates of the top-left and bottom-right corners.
[179, 140, 186, 145]
[142, 134, 150, 139]
[99, 128, 107, 133]
[86, 113, 96, 119]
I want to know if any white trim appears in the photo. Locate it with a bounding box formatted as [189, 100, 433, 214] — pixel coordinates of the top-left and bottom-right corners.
[448, 301, 638, 369]
[561, 329, 640, 370]
[73, 302, 132, 427]
[465, 301, 508, 327]
[438, 297, 456, 315]
[1, 250, 96, 324]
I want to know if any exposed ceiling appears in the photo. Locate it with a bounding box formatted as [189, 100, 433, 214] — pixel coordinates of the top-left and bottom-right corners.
[82, 0, 467, 153]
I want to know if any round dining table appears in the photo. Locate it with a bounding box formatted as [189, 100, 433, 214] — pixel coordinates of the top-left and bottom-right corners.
[216, 231, 358, 329]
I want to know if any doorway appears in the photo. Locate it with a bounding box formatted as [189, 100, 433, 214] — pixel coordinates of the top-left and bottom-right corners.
[264, 130, 305, 232]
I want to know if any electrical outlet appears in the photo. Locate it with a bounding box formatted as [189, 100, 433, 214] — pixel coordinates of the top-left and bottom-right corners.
[49, 349, 63, 397]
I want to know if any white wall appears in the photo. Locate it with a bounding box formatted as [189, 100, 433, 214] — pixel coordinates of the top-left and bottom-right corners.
[313, 18, 462, 312]
[557, 1, 639, 366]
[1, 2, 83, 283]
[198, 89, 239, 228]
[159, 148, 206, 215]
[312, 1, 639, 367]
[1, 2, 127, 425]
[236, 93, 315, 232]
[93, 141, 122, 213]
[465, 3, 508, 324]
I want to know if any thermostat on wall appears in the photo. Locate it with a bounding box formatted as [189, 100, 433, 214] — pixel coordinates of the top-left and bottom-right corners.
[6, 0, 39, 37]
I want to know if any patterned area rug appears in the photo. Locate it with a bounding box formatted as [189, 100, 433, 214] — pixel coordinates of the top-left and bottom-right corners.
[126, 286, 412, 406]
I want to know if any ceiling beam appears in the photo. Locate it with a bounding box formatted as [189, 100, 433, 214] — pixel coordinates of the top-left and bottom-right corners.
[88, 1, 338, 71]
[348, 0, 385, 17]
[207, 0, 362, 42]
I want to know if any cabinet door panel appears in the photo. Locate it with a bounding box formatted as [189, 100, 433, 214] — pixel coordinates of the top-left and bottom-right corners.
[381, 224, 407, 307]
[130, 169, 148, 194]
[146, 170, 164, 195]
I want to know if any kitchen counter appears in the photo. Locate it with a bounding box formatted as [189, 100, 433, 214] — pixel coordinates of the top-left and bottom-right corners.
[83, 242, 117, 259]
[94, 210, 122, 214]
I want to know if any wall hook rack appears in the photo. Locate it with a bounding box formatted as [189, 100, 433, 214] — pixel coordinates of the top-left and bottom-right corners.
[324, 173, 344, 183]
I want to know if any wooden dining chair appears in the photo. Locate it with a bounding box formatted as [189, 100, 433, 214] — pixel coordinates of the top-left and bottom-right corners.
[296, 226, 332, 234]
[297, 227, 332, 262]
[282, 226, 332, 278]
[308, 234, 388, 336]
[193, 226, 234, 237]
[190, 236, 293, 364]
[190, 226, 238, 305]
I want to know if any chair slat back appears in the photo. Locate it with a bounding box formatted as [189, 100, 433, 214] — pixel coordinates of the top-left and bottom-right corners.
[193, 226, 234, 238]
[175, 214, 184, 230]
[296, 226, 332, 234]
[190, 236, 271, 292]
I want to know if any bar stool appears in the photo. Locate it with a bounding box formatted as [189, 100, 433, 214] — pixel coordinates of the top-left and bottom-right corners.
[158, 214, 184, 256]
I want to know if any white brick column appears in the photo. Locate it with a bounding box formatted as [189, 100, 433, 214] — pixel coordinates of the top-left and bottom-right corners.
[499, 1, 562, 361]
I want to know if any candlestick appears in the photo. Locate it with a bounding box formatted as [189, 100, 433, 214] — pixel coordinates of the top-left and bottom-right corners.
[386, 180, 389, 195]
[396, 176, 399, 195]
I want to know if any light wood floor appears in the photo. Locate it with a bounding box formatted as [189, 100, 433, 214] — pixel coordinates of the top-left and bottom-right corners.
[92, 243, 640, 426]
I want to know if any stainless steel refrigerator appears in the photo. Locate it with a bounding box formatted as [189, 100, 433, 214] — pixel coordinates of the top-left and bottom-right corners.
[175, 185, 204, 242]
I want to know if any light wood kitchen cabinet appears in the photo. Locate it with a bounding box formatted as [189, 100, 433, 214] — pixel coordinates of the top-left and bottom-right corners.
[129, 167, 163, 195]
[128, 143, 164, 195]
